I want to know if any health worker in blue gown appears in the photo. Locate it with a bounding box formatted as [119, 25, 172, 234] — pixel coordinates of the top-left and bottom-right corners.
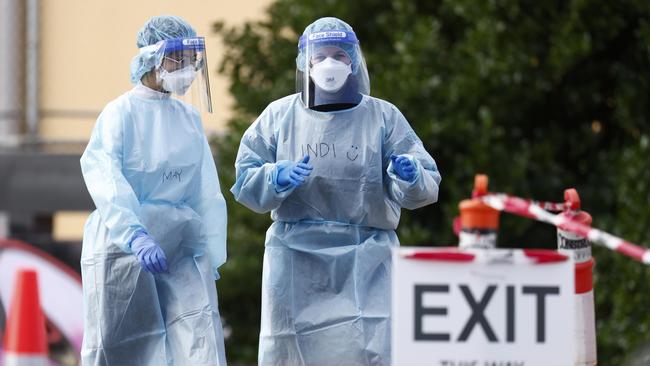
[230, 17, 442, 366]
[80, 15, 228, 366]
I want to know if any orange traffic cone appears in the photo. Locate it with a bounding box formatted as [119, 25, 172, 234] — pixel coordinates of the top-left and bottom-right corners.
[3, 269, 47, 366]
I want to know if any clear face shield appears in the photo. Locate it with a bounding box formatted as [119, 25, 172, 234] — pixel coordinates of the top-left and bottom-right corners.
[143, 37, 213, 113]
[296, 30, 370, 109]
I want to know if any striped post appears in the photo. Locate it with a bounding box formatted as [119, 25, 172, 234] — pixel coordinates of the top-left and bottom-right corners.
[458, 175, 500, 249]
[557, 189, 597, 366]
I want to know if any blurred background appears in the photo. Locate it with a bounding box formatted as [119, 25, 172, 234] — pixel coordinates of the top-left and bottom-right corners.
[1, 0, 650, 365]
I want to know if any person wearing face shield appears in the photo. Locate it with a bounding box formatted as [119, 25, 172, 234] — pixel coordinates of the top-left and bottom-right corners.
[231, 16, 442, 366]
[79, 15, 227, 365]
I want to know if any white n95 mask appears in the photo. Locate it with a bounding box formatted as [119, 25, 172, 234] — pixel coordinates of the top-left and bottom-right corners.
[158, 66, 197, 96]
[310, 58, 352, 92]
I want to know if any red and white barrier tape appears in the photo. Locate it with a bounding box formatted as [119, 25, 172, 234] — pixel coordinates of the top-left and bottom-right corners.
[481, 193, 650, 265]
[527, 199, 567, 212]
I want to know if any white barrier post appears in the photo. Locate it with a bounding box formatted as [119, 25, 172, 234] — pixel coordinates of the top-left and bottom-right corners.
[557, 189, 597, 366]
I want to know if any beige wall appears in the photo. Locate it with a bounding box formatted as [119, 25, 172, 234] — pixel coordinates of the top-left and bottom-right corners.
[42, 1, 272, 240]
[39, 0, 272, 142]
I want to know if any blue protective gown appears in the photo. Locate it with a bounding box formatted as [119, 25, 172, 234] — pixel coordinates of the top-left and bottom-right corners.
[80, 84, 227, 366]
[231, 93, 441, 366]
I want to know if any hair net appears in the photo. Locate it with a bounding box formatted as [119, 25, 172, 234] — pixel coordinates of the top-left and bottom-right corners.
[129, 15, 197, 84]
[296, 17, 361, 73]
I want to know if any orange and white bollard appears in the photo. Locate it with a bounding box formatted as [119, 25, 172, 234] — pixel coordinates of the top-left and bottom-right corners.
[458, 175, 501, 249]
[557, 189, 597, 366]
[3, 269, 47, 366]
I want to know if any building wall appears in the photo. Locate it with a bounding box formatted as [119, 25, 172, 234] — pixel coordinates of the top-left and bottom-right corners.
[39, 1, 272, 240]
[39, 0, 271, 142]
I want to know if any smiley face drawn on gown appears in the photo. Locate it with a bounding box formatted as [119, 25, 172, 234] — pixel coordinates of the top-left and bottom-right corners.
[346, 145, 359, 161]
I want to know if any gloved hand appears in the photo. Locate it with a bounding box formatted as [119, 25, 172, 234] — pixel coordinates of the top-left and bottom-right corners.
[277, 155, 313, 188]
[390, 154, 417, 182]
[130, 231, 169, 274]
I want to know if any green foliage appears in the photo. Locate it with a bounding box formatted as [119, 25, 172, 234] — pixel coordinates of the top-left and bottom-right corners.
[212, 0, 650, 363]
[593, 135, 650, 364]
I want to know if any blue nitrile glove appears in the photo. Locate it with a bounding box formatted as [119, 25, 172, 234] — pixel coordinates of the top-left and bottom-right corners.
[390, 154, 417, 182]
[130, 231, 169, 274]
[277, 155, 313, 188]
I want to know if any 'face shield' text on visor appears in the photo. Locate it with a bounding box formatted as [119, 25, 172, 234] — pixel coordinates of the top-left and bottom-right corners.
[296, 30, 370, 109]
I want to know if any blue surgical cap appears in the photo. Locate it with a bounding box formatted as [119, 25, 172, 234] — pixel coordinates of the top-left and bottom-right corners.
[129, 15, 197, 84]
[296, 17, 361, 73]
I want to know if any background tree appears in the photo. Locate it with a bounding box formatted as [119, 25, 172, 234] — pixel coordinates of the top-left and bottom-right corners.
[213, 0, 650, 363]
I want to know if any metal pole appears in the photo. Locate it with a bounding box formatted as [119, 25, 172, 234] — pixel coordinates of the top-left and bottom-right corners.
[0, 211, 9, 238]
[0, 0, 26, 147]
[26, 0, 40, 142]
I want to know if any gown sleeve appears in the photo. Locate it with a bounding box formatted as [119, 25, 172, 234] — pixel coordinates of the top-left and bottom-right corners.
[230, 106, 296, 213]
[383, 104, 442, 210]
[188, 127, 228, 277]
[80, 101, 146, 252]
